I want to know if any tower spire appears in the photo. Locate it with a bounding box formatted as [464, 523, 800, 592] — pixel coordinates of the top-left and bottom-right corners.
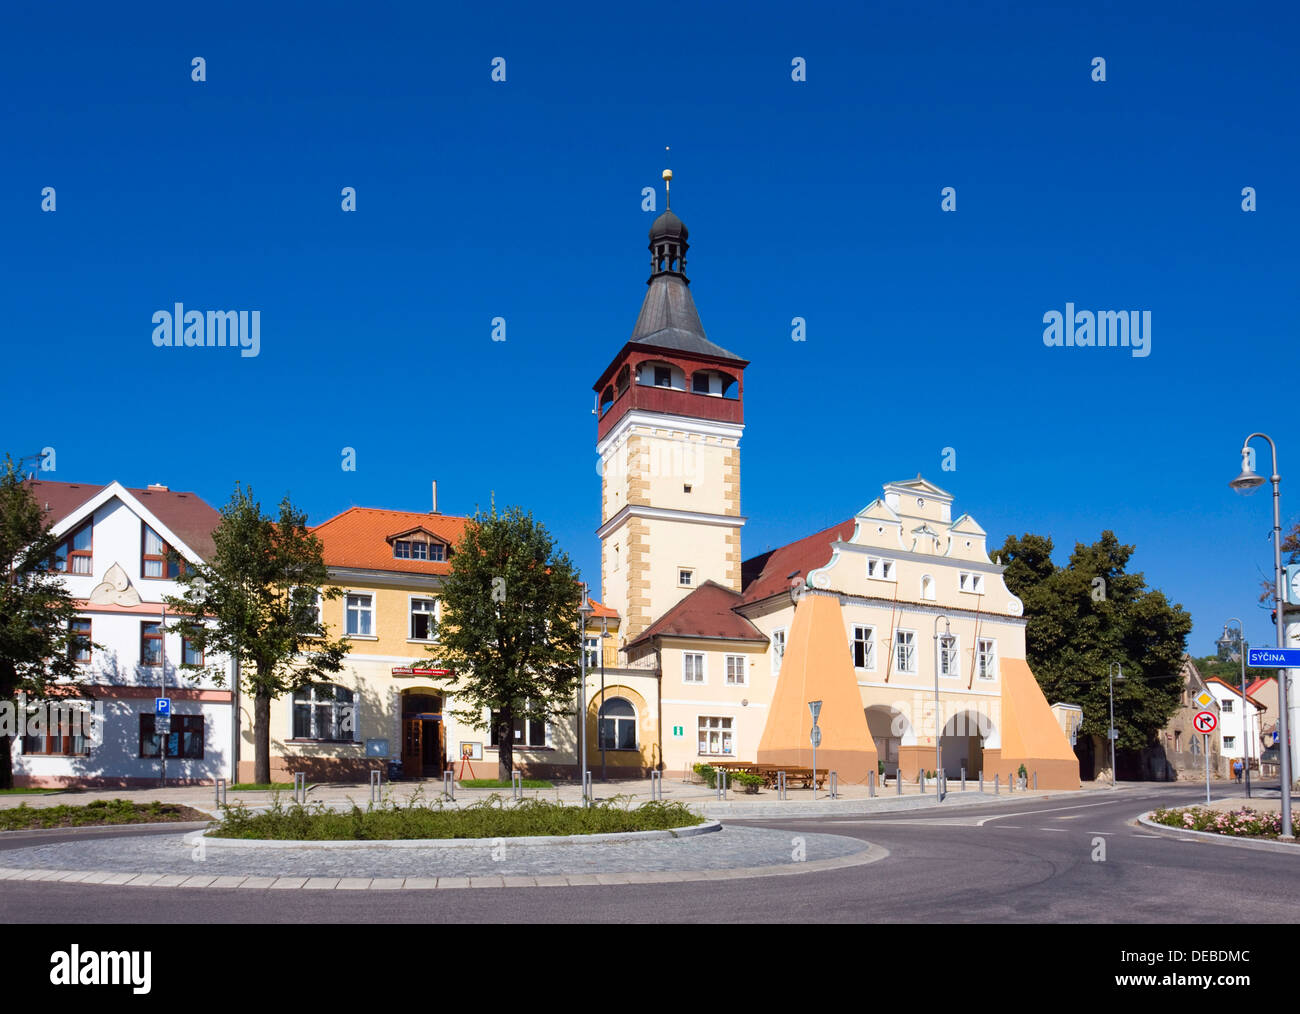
[663, 146, 672, 210]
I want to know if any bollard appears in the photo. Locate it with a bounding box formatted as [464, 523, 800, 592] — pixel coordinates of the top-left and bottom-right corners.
[215, 778, 227, 807]
[960, 767, 966, 792]
[293, 772, 306, 804]
[370, 769, 382, 804]
[1033, 771, 1038, 790]
[651, 769, 662, 800]
[777, 770, 787, 800]
[995, 773, 1000, 795]
[512, 770, 523, 800]
[869, 770, 876, 797]
[896, 770, 902, 795]
[683, 763, 692, 785]
[919, 769, 926, 794]
[442, 770, 455, 801]
[829, 771, 838, 799]
[979, 770, 984, 793]
[1009, 771, 1014, 793]
[716, 769, 729, 800]
[583, 770, 593, 806]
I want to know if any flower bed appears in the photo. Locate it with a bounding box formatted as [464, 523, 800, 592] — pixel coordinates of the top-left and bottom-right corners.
[1149, 805, 1300, 840]
[0, 799, 209, 830]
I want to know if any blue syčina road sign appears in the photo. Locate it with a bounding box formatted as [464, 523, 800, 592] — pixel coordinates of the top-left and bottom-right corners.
[1246, 647, 1300, 668]
[155, 697, 172, 716]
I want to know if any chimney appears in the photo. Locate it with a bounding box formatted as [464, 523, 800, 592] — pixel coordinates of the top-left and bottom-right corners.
[431, 480, 438, 514]
[147, 483, 169, 492]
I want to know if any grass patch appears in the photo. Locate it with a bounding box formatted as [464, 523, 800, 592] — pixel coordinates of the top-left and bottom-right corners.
[1150, 806, 1300, 839]
[208, 791, 703, 840]
[0, 799, 210, 831]
[0, 788, 62, 795]
[459, 778, 554, 789]
[229, 783, 296, 791]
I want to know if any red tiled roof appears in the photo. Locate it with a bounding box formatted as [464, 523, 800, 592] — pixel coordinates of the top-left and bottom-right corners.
[312, 507, 470, 575]
[739, 518, 857, 605]
[628, 580, 766, 648]
[1204, 676, 1265, 709]
[587, 597, 618, 620]
[1247, 677, 1276, 697]
[27, 480, 221, 560]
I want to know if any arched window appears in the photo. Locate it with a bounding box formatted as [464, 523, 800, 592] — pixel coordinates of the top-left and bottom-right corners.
[293, 684, 354, 741]
[598, 697, 637, 750]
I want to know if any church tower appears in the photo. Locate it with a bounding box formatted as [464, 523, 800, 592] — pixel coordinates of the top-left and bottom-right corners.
[593, 170, 748, 650]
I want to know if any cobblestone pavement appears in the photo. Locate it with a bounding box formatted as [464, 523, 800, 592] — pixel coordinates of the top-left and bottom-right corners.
[0, 826, 878, 888]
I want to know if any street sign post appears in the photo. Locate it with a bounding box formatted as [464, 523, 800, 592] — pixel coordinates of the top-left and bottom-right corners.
[808, 700, 822, 800]
[155, 697, 172, 716]
[1194, 711, 1217, 804]
[1247, 647, 1300, 668]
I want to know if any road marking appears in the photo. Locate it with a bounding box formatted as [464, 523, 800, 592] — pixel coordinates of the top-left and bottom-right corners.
[1055, 814, 1085, 820]
[1132, 833, 1161, 838]
[1038, 828, 1068, 832]
[975, 799, 1128, 825]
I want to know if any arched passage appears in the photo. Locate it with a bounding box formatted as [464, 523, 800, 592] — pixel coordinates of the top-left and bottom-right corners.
[940, 709, 995, 779]
[865, 705, 915, 777]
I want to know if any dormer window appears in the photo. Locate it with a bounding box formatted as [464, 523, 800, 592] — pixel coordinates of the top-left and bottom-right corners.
[142, 524, 183, 579]
[50, 521, 93, 575]
[391, 533, 446, 562]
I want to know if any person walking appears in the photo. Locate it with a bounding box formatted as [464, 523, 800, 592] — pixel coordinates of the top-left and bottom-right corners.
[1233, 758, 1243, 783]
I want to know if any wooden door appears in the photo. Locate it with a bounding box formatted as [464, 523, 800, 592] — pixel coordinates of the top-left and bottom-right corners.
[402, 719, 423, 778]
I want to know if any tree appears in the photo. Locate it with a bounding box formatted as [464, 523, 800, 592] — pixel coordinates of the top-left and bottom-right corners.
[997, 530, 1192, 757]
[165, 484, 348, 784]
[0, 457, 86, 788]
[424, 504, 580, 781]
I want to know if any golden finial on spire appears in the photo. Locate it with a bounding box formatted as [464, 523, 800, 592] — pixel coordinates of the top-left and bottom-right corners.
[662, 145, 672, 210]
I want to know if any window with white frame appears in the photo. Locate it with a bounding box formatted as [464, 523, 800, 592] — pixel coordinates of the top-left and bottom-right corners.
[771, 628, 786, 676]
[976, 638, 997, 679]
[698, 715, 734, 756]
[410, 597, 438, 640]
[1221, 699, 1234, 713]
[895, 630, 916, 673]
[678, 568, 694, 588]
[490, 704, 549, 748]
[345, 593, 374, 636]
[939, 635, 960, 678]
[584, 636, 600, 669]
[725, 654, 747, 685]
[851, 625, 875, 670]
[683, 652, 705, 684]
[293, 684, 355, 741]
[1223, 735, 1236, 749]
[598, 698, 637, 750]
[959, 571, 985, 594]
[867, 557, 896, 581]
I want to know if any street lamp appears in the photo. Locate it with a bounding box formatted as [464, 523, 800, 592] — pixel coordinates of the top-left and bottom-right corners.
[1108, 663, 1124, 789]
[1230, 433, 1293, 840]
[599, 613, 609, 782]
[1218, 619, 1251, 798]
[933, 614, 951, 799]
[577, 588, 592, 804]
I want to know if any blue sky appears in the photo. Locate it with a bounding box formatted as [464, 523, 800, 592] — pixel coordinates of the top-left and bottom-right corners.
[2, 1, 1296, 654]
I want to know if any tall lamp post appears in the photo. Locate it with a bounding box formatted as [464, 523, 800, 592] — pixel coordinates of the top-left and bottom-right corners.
[577, 589, 592, 804]
[599, 613, 609, 782]
[933, 614, 951, 800]
[1108, 663, 1123, 789]
[1230, 433, 1293, 840]
[1218, 619, 1251, 798]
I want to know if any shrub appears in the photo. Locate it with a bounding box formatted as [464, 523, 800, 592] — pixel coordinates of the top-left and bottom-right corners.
[1149, 805, 1300, 840]
[730, 770, 763, 793]
[693, 762, 718, 788]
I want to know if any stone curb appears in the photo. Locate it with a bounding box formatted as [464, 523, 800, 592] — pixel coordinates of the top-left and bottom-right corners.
[0, 821, 212, 840]
[700, 787, 1102, 819]
[1136, 812, 1300, 855]
[0, 841, 887, 891]
[181, 820, 722, 850]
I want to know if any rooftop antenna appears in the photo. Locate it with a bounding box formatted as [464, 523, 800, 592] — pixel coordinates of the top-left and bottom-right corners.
[662, 146, 672, 210]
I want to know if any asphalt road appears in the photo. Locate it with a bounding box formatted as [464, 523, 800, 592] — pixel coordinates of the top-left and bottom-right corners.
[2, 785, 1296, 923]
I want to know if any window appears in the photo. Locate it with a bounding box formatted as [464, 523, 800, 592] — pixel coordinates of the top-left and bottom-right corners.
[692, 373, 710, 394]
[851, 625, 875, 670]
[345, 593, 373, 636]
[1221, 699, 1234, 713]
[939, 635, 959, 678]
[182, 637, 203, 666]
[598, 698, 638, 750]
[22, 703, 93, 756]
[1223, 735, 1236, 749]
[921, 575, 935, 601]
[140, 714, 204, 758]
[867, 557, 896, 581]
[489, 706, 547, 748]
[698, 716, 734, 756]
[683, 652, 705, 684]
[141, 524, 183, 579]
[977, 638, 997, 679]
[68, 618, 91, 664]
[141, 622, 163, 666]
[683, 484, 692, 493]
[292, 685, 355, 741]
[584, 636, 600, 669]
[959, 571, 985, 594]
[410, 598, 438, 640]
[771, 628, 786, 676]
[895, 630, 916, 674]
[725, 655, 747, 685]
[291, 586, 323, 630]
[613, 545, 620, 572]
[654, 366, 672, 387]
[52, 522, 93, 575]
[679, 568, 694, 588]
[394, 538, 446, 562]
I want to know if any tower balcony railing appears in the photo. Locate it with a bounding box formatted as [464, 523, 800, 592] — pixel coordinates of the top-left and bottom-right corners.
[598, 383, 743, 439]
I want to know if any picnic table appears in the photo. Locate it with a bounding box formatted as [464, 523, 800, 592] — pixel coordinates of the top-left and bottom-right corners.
[703, 760, 828, 790]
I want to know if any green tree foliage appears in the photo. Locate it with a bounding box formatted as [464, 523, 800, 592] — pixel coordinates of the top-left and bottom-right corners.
[0, 456, 87, 788]
[165, 484, 348, 784]
[997, 530, 1191, 751]
[424, 504, 580, 781]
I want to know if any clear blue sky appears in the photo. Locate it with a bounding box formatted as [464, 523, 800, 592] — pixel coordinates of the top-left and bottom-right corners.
[3, 1, 1296, 655]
